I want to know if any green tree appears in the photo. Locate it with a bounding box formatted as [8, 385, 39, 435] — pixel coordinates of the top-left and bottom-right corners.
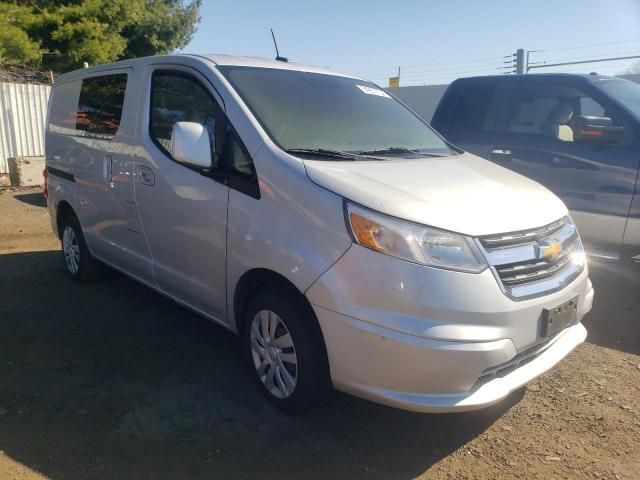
[121, 0, 202, 59]
[0, 0, 201, 72]
[0, 2, 42, 65]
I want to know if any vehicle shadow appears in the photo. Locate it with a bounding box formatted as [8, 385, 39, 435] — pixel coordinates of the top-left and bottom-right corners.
[583, 257, 640, 356]
[13, 192, 47, 207]
[0, 250, 522, 480]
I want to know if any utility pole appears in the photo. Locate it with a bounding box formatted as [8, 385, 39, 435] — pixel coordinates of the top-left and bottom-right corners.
[516, 49, 526, 74]
[500, 50, 528, 75]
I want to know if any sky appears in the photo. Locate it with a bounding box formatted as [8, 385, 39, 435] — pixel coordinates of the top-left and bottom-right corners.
[184, 0, 640, 86]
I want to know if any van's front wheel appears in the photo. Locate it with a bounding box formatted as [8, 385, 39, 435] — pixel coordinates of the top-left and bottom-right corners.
[244, 290, 331, 413]
[60, 215, 100, 282]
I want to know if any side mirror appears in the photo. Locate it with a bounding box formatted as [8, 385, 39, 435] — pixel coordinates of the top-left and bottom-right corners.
[170, 121, 213, 168]
[573, 116, 624, 145]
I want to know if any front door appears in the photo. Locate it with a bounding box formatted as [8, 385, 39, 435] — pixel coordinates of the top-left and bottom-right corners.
[134, 66, 229, 321]
[490, 78, 639, 248]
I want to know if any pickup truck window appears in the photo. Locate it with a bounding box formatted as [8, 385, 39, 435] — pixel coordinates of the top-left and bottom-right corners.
[219, 66, 452, 157]
[506, 82, 625, 144]
[595, 79, 640, 121]
[449, 83, 498, 135]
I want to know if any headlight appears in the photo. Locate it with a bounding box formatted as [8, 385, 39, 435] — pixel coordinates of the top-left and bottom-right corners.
[345, 202, 487, 273]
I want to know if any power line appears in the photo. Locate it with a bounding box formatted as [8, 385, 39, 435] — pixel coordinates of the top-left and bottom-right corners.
[399, 61, 506, 76]
[401, 66, 506, 81]
[353, 53, 510, 75]
[395, 55, 509, 70]
[528, 48, 640, 65]
[529, 37, 640, 54]
[528, 54, 640, 71]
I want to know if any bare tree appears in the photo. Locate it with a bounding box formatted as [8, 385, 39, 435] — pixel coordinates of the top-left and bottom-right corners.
[622, 61, 640, 74]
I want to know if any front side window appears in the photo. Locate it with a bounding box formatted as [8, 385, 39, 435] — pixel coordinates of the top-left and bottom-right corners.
[594, 78, 640, 121]
[506, 82, 625, 144]
[219, 66, 452, 157]
[150, 71, 218, 165]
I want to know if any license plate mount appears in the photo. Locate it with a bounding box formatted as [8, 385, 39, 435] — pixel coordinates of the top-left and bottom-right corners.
[541, 296, 578, 338]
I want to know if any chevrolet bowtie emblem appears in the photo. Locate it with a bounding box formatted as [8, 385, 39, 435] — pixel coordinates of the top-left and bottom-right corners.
[536, 241, 562, 259]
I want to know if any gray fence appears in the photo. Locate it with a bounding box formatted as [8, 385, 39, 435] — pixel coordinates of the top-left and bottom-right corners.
[0, 82, 50, 174]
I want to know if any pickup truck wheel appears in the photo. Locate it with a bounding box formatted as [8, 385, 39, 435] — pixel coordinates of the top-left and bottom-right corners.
[60, 215, 100, 282]
[244, 290, 331, 413]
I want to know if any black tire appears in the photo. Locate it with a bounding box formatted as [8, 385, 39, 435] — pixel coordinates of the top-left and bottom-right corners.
[59, 214, 101, 282]
[244, 289, 332, 413]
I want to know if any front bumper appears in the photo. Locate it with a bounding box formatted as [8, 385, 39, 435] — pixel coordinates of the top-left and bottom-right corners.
[306, 244, 593, 413]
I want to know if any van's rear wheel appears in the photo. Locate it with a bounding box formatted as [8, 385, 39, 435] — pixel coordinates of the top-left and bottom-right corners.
[60, 215, 100, 282]
[244, 290, 331, 413]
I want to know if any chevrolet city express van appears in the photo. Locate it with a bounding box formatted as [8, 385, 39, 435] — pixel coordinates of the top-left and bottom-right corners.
[45, 55, 594, 413]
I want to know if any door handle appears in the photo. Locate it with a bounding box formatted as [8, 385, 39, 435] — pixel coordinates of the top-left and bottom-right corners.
[105, 154, 113, 184]
[491, 148, 512, 156]
[490, 148, 512, 161]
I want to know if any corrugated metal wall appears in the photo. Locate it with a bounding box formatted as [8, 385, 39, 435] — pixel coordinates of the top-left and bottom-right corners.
[0, 82, 51, 173]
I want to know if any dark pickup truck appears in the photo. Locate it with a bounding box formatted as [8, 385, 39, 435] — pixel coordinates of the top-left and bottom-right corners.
[431, 73, 640, 257]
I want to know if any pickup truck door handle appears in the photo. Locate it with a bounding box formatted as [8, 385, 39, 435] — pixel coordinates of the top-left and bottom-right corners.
[490, 148, 512, 161]
[491, 148, 512, 156]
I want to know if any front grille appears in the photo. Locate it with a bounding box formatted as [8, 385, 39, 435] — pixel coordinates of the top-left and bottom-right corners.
[495, 241, 575, 286]
[477, 216, 584, 300]
[480, 217, 566, 249]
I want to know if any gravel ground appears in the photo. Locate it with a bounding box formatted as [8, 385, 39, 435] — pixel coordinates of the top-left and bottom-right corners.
[0, 186, 639, 480]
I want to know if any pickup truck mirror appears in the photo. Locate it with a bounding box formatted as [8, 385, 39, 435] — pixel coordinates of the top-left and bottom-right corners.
[573, 116, 624, 145]
[170, 121, 213, 169]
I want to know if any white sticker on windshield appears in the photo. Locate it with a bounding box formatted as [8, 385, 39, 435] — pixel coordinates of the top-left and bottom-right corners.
[356, 85, 391, 98]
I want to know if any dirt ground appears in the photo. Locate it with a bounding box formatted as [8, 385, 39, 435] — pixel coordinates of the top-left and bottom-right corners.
[0, 186, 639, 480]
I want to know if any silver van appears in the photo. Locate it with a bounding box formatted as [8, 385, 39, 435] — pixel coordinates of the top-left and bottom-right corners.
[45, 55, 594, 413]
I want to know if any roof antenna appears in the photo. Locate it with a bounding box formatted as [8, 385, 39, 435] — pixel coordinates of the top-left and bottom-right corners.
[270, 28, 288, 62]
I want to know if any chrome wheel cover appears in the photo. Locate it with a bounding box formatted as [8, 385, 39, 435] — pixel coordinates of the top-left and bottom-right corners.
[62, 225, 81, 274]
[250, 310, 298, 399]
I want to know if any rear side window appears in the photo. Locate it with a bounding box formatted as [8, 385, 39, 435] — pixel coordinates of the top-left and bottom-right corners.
[448, 83, 498, 135]
[48, 73, 127, 139]
[76, 74, 127, 138]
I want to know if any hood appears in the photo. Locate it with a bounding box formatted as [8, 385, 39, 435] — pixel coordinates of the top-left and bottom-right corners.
[303, 153, 568, 237]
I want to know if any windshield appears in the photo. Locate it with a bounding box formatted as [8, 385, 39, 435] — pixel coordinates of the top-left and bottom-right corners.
[594, 78, 640, 121]
[219, 66, 453, 157]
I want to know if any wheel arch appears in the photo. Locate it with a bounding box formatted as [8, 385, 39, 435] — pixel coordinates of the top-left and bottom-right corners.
[233, 268, 317, 336]
[55, 200, 76, 239]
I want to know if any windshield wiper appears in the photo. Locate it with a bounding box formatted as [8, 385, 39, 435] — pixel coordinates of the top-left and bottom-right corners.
[356, 146, 447, 157]
[286, 148, 361, 161]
